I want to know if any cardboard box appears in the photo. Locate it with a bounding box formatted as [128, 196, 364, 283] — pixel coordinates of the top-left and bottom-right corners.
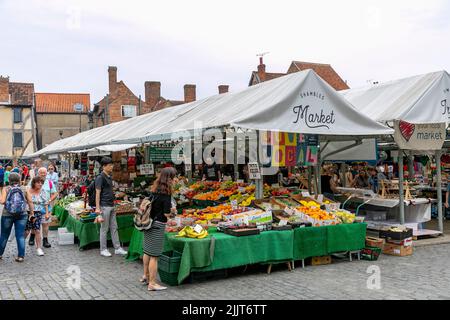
[383, 242, 413, 256]
[386, 237, 413, 247]
[311, 255, 332, 265]
[366, 236, 385, 250]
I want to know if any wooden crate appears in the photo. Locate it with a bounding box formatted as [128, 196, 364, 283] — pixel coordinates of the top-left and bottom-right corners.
[311, 255, 332, 266]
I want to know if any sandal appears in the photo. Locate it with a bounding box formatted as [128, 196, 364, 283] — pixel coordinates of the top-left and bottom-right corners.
[15, 257, 24, 263]
[139, 276, 148, 285]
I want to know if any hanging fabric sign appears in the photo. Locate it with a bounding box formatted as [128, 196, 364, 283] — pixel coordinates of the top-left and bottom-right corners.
[394, 120, 446, 150]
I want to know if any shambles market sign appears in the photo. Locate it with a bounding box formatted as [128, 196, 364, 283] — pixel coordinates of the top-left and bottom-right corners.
[394, 120, 446, 150]
[292, 91, 335, 130]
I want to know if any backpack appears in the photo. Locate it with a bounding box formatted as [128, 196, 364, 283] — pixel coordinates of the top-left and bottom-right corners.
[5, 185, 27, 217]
[134, 196, 155, 231]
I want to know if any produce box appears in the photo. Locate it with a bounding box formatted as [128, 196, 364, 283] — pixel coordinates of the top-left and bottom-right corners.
[386, 237, 413, 247]
[224, 228, 260, 237]
[158, 251, 182, 274]
[229, 209, 272, 225]
[379, 227, 413, 241]
[383, 243, 413, 256]
[366, 236, 385, 250]
[311, 255, 332, 266]
[361, 246, 382, 261]
[272, 224, 293, 231]
[271, 196, 301, 209]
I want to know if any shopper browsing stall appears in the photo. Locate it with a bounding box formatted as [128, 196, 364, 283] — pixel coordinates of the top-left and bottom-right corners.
[95, 157, 127, 257]
[141, 167, 177, 291]
[202, 160, 222, 181]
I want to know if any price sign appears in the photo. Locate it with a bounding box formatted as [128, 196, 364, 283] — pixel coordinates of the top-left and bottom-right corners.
[237, 179, 244, 184]
[185, 163, 192, 172]
[248, 162, 261, 180]
[231, 200, 238, 209]
[317, 194, 324, 203]
[140, 181, 147, 187]
[140, 164, 154, 175]
[301, 191, 311, 197]
[279, 219, 288, 226]
[194, 224, 203, 234]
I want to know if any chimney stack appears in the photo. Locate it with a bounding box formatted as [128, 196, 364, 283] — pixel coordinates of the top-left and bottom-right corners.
[218, 85, 229, 94]
[184, 84, 196, 103]
[0, 76, 9, 103]
[257, 58, 266, 82]
[108, 66, 117, 93]
[145, 81, 161, 107]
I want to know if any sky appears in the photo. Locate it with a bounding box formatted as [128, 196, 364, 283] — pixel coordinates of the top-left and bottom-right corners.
[1, 0, 450, 107]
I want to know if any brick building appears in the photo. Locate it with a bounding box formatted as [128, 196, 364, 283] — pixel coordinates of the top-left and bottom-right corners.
[249, 58, 349, 90]
[35, 93, 90, 148]
[0, 76, 37, 160]
[93, 66, 197, 127]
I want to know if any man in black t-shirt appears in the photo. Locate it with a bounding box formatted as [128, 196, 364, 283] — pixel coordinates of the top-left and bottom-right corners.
[95, 157, 127, 257]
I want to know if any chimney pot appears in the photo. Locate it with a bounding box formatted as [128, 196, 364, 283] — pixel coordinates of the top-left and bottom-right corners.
[184, 84, 196, 103]
[218, 85, 229, 94]
[257, 61, 266, 82]
[0, 76, 10, 103]
[108, 66, 117, 93]
[145, 81, 161, 108]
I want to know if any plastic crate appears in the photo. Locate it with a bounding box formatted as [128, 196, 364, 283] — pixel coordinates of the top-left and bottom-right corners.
[158, 269, 179, 286]
[158, 251, 182, 274]
[360, 246, 382, 261]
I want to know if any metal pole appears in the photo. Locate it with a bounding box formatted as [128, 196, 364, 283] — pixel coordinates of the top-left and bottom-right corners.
[398, 150, 405, 225]
[436, 149, 443, 233]
[255, 130, 263, 199]
[234, 135, 239, 181]
[408, 151, 414, 177]
[68, 153, 71, 178]
[307, 166, 312, 193]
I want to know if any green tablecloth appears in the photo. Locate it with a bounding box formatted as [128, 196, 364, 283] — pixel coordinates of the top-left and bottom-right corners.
[293, 223, 367, 260]
[62, 213, 135, 249]
[53, 205, 69, 226]
[126, 223, 367, 284]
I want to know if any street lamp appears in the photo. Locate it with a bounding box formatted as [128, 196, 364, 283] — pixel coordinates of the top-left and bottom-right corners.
[73, 103, 84, 132]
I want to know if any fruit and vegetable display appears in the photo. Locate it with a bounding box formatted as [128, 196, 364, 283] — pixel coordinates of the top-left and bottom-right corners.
[295, 206, 337, 222]
[333, 210, 356, 224]
[55, 195, 79, 208]
[272, 197, 301, 208]
[175, 225, 209, 239]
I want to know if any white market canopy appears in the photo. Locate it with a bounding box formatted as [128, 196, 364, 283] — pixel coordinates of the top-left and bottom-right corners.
[68, 144, 138, 154]
[31, 69, 393, 156]
[340, 70, 450, 124]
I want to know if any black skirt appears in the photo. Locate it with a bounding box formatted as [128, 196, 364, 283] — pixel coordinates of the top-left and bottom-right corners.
[143, 221, 166, 257]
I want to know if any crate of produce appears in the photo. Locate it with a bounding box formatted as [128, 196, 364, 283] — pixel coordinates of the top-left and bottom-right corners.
[311, 255, 332, 266]
[360, 246, 382, 261]
[158, 251, 182, 274]
[365, 237, 385, 250]
[379, 227, 413, 241]
[224, 227, 260, 237]
[192, 199, 222, 208]
[271, 196, 301, 209]
[272, 224, 293, 231]
[157, 269, 179, 286]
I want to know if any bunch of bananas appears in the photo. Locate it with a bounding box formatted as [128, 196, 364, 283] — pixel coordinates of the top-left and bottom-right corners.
[175, 226, 209, 239]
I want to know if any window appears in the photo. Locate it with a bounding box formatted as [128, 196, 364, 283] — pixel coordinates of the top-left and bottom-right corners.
[13, 108, 22, 123]
[121, 105, 137, 118]
[13, 132, 23, 148]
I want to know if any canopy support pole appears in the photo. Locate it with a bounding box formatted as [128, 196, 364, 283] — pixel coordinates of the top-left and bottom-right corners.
[234, 136, 239, 181]
[255, 130, 264, 199]
[408, 151, 414, 177]
[307, 166, 312, 193]
[436, 149, 443, 233]
[68, 153, 71, 178]
[398, 150, 405, 225]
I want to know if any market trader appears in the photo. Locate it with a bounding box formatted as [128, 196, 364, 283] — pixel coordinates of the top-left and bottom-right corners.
[95, 157, 127, 257]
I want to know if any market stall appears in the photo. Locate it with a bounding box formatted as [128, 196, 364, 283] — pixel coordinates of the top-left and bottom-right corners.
[341, 70, 450, 234]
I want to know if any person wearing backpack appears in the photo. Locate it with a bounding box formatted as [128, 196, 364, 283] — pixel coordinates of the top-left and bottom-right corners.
[140, 167, 177, 291]
[0, 173, 29, 262]
[95, 157, 127, 257]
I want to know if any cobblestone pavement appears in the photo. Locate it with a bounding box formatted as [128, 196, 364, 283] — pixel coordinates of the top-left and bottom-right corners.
[1, 227, 450, 300]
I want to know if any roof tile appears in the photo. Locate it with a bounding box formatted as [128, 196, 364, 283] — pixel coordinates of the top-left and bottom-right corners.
[35, 93, 90, 113]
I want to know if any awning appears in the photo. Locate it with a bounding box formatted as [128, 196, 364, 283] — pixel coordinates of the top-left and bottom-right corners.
[31, 69, 394, 156]
[340, 70, 450, 124]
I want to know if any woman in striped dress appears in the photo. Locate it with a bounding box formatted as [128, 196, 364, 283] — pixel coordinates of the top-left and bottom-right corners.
[141, 167, 177, 291]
